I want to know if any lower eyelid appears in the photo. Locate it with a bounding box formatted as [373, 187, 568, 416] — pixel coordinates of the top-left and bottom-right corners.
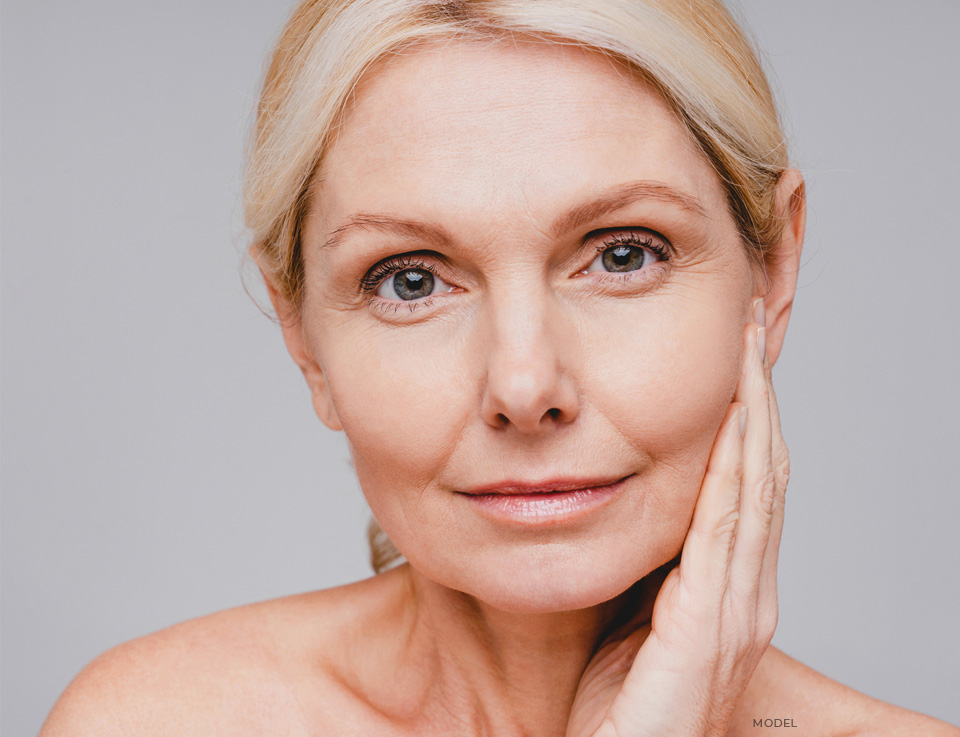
[580, 261, 668, 290]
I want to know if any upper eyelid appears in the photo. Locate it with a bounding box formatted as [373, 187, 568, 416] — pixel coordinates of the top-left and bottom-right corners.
[590, 227, 672, 253]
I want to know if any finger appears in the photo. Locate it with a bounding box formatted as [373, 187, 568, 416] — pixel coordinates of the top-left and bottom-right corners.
[679, 401, 746, 602]
[729, 320, 775, 596]
[759, 353, 789, 595]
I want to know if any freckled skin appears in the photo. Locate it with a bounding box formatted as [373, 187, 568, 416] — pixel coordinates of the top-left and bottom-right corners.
[300, 39, 755, 613]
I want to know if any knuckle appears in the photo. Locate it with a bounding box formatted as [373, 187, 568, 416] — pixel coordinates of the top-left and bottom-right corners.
[713, 506, 740, 541]
[690, 505, 740, 549]
[691, 522, 736, 553]
[750, 462, 777, 520]
[758, 474, 777, 517]
[774, 449, 791, 490]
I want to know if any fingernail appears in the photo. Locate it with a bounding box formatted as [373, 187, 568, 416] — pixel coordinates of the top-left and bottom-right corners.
[757, 327, 767, 364]
[739, 407, 748, 438]
[753, 297, 766, 328]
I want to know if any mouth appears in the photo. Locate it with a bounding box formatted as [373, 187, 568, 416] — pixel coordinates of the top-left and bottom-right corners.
[456, 474, 633, 526]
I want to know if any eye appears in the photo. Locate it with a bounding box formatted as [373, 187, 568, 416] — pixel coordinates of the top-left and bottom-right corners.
[359, 255, 456, 302]
[377, 267, 455, 301]
[581, 232, 669, 275]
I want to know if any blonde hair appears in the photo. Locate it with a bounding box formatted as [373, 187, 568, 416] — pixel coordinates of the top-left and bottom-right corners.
[244, 0, 790, 573]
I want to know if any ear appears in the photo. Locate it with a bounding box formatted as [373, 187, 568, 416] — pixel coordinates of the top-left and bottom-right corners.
[249, 245, 343, 432]
[757, 168, 806, 367]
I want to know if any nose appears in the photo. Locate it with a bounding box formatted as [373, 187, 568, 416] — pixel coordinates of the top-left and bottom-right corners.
[479, 286, 580, 433]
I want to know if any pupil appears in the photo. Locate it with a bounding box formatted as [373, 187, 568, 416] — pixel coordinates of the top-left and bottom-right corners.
[393, 269, 434, 300]
[602, 245, 643, 273]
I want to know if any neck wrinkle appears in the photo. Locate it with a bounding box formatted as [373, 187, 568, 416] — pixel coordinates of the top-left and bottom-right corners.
[396, 564, 654, 737]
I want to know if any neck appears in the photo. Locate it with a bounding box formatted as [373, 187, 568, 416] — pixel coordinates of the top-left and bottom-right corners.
[382, 563, 661, 737]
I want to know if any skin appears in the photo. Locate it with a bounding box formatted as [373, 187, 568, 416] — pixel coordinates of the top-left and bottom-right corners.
[39, 39, 959, 737]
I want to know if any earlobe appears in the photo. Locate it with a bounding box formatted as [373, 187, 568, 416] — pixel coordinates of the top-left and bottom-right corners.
[250, 245, 344, 433]
[758, 169, 806, 367]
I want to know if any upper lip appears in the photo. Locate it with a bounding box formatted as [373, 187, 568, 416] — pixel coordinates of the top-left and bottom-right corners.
[458, 474, 632, 496]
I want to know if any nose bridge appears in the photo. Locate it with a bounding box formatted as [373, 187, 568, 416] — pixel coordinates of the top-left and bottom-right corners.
[491, 276, 550, 348]
[480, 279, 578, 432]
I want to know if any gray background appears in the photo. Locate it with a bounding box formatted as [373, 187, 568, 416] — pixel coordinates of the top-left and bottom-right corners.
[2, 1, 958, 734]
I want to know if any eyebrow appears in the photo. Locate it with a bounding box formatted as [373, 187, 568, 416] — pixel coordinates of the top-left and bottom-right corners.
[321, 180, 706, 252]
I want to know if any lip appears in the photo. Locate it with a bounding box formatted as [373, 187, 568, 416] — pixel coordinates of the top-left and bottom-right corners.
[456, 474, 632, 526]
[459, 475, 630, 496]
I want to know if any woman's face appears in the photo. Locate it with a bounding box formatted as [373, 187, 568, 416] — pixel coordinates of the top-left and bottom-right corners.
[294, 40, 760, 612]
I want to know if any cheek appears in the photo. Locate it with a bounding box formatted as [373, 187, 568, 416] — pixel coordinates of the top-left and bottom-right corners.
[582, 290, 744, 502]
[316, 316, 472, 505]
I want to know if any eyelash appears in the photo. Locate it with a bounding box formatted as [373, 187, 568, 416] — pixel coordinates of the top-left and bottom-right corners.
[593, 232, 670, 264]
[357, 231, 670, 309]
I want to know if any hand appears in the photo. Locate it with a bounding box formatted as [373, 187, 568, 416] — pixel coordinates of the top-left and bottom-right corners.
[566, 299, 789, 737]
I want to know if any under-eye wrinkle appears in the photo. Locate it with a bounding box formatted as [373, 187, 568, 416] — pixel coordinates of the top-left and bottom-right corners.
[372, 295, 439, 314]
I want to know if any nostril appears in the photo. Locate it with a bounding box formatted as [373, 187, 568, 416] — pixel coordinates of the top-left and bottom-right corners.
[548, 408, 561, 419]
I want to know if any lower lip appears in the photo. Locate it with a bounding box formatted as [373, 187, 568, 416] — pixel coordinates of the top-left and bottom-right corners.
[459, 477, 629, 526]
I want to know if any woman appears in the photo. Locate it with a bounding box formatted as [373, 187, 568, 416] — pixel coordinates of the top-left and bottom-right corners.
[38, 0, 959, 735]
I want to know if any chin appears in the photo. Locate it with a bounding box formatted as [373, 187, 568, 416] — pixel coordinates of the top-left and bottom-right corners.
[414, 538, 674, 614]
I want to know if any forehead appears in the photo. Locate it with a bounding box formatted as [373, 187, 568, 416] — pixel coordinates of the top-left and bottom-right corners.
[313, 38, 726, 237]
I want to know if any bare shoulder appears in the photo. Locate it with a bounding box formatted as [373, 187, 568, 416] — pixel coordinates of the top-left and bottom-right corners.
[38, 570, 404, 737]
[727, 645, 960, 736]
